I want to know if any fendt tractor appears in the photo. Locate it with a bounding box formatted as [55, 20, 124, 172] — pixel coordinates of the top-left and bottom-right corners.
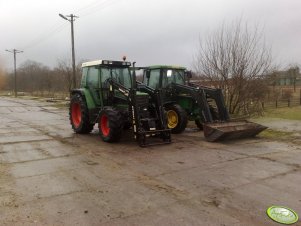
[140, 65, 267, 142]
[69, 59, 171, 147]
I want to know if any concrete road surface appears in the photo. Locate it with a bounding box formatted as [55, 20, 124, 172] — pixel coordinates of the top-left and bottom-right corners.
[0, 97, 300, 226]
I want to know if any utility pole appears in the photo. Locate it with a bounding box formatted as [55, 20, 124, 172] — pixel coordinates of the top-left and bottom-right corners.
[5, 49, 23, 97]
[59, 13, 78, 89]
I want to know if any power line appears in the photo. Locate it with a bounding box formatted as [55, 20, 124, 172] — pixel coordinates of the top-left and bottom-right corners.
[75, 0, 111, 14]
[5, 49, 23, 97]
[12, 0, 121, 75]
[22, 23, 68, 50]
[80, 0, 120, 18]
[20, 0, 119, 51]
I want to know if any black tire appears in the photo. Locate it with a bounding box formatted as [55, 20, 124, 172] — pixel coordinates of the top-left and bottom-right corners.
[165, 104, 187, 134]
[69, 93, 94, 134]
[98, 107, 123, 142]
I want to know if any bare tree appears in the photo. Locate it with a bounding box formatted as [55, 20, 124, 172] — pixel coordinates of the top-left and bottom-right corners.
[17, 60, 51, 95]
[0, 66, 6, 90]
[194, 19, 273, 114]
[54, 59, 73, 92]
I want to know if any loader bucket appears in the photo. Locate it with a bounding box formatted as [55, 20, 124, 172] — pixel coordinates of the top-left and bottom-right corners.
[203, 120, 267, 142]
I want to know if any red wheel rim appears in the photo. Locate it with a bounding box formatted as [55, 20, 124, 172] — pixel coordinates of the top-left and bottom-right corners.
[100, 114, 110, 136]
[71, 103, 81, 127]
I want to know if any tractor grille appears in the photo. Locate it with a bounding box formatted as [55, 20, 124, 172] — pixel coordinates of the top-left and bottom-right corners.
[136, 94, 149, 108]
[136, 94, 150, 119]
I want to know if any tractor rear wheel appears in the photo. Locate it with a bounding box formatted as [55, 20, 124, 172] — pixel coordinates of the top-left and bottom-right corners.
[166, 104, 187, 134]
[70, 93, 94, 134]
[98, 107, 123, 142]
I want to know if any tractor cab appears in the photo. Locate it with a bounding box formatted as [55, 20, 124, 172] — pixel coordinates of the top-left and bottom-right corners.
[70, 60, 171, 146]
[80, 60, 133, 108]
[143, 65, 188, 89]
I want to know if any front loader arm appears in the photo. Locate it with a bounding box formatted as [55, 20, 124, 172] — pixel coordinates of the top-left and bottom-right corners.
[105, 78, 130, 100]
[169, 83, 214, 123]
[137, 83, 168, 130]
[105, 78, 144, 141]
[169, 83, 231, 122]
[190, 84, 230, 121]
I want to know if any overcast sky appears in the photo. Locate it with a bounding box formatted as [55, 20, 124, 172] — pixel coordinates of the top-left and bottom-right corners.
[0, 0, 300, 70]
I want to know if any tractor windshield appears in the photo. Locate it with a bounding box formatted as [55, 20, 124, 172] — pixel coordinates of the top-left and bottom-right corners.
[162, 69, 185, 87]
[103, 67, 132, 89]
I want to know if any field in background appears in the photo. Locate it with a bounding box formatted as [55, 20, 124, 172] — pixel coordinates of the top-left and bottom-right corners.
[252, 106, 301, 143]
[262, 106, 301, 120]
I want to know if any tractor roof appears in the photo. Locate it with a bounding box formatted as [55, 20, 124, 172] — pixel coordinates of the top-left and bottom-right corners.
[146, 65, 186, 70]
[82, 60, 131, 68]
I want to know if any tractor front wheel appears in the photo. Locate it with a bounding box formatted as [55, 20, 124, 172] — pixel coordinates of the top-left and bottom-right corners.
[166, 104, 187, 134]
[98, 108, 123, 142]
[69, 93, 94, 134]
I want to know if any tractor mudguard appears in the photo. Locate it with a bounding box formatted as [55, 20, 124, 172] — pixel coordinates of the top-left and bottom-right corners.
[71, 88, 96, 109]
[163, 101, 176, 107]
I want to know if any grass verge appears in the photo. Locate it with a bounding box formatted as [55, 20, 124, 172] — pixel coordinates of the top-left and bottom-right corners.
[262, 106, 301, 120]
[259, 129, 294, 140]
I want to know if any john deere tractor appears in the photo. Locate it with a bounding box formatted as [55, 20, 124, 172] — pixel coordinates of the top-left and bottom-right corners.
[140, 65, 267, 141]
[69, 60, 171, 147]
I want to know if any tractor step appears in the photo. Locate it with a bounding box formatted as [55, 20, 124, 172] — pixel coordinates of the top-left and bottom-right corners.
[203, 120, 267, 142]
[138, 128, 171, 147]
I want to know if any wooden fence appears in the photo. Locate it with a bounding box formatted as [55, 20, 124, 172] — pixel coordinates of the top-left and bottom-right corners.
[262, 97, 301, 109]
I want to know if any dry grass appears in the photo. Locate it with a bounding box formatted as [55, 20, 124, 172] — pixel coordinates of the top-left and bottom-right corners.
[263, 106, 301, 120]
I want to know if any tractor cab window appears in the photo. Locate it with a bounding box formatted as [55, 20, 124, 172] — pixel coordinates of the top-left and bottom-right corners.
[87, 67, 99, 87]
[148, 69, 160, 89]
[162, 69, 185, 87]
[174, 70, 185, 85]
[111, 68, 132, 88]
[100, 68, 111, 84]
[81, 67, 88, 87]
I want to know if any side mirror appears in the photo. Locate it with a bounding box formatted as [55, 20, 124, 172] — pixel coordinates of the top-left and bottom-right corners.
[185, 70, 192, 79]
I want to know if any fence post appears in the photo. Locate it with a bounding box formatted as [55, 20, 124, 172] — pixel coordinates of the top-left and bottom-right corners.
[262, 102, 264, 110]
[288, 99, 290, 107]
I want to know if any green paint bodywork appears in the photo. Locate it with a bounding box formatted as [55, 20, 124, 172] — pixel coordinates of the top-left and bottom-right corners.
[144, 65, 200, 121]
[171, 95, 200, 121]
[136, 91, 148, 96]
[177, 95, 193, 110]
[79, 88, 96, 109]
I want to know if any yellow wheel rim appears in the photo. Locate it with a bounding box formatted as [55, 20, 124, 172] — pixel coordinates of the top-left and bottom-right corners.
[167, 110, 178, 129]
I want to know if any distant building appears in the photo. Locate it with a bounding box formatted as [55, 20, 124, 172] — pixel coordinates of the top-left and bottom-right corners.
[270, 67, 301, 87]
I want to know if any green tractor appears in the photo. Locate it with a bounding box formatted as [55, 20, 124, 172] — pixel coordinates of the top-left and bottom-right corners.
[69, 60, 171, 147]
[140, 65, 267, 141]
